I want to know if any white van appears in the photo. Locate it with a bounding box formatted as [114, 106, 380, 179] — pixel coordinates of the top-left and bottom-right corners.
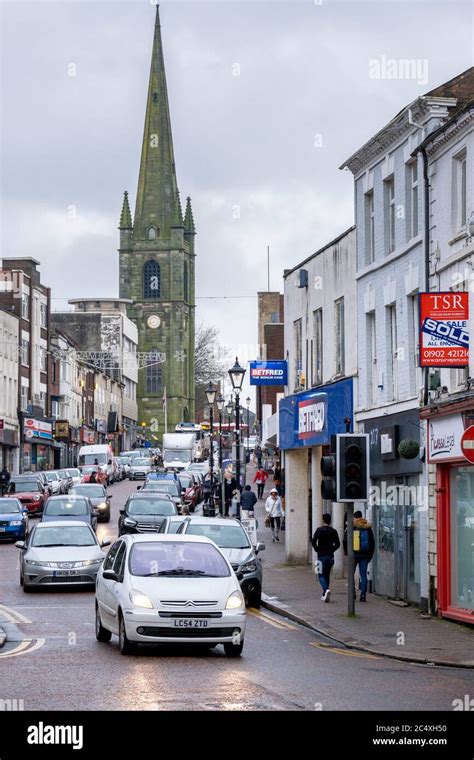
[78, 444, 116, 484]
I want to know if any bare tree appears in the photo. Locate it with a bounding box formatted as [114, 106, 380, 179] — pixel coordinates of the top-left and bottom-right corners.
[194, 323, 229, 387]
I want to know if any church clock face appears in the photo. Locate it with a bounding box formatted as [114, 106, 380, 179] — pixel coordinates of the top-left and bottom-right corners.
[147, 315, 161, 329]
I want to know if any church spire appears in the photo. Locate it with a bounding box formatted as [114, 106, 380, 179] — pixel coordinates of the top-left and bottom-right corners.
[119, 190, 132, 229]
[133, 4, 181, 240]
[184, 196, 196, 234]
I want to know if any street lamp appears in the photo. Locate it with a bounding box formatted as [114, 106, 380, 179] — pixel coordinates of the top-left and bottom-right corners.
[205, 381, 216, 514]
[216, 394, 225, 514]
[228, 357, 246, 517]
[246, 396, 251, 451]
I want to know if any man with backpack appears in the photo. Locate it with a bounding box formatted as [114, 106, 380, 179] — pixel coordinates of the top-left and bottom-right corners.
[343, 510, 375, 602]
[311, 513, 340, 602]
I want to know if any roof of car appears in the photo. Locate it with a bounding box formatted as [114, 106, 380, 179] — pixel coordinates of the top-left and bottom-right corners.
[183, 517, 242, 528]
[130, 492, 173, 500]
[35, 520, 94, 528]
[46, 494, 89, 501]
[122, 533, 214, 544]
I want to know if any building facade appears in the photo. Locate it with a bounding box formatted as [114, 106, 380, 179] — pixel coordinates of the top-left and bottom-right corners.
[118, 6, 196, 438]
[0, 309, 19, 472]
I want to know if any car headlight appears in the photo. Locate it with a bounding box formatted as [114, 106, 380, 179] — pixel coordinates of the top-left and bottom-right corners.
[26, 560, 54, 567]
[10, 521, 22, 526]
[97, 502, 107, 510]
[123, 517, 137, 527]
[129, 589, 154, 609]
[226, 590, 245, 610]
[240, 560, 257, 574]
[79, 559, 103, 567]
[33, 495, 41, 501]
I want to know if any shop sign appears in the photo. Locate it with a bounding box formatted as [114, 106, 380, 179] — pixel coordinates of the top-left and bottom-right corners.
[24, 418, 53, 441]
[428, 413, 464, 462]
[249, 361, 287, 386]
[420, 292, 469, 367]
[54, 421, 70, 441]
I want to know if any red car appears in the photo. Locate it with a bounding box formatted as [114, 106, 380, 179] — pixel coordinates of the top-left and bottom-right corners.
[178, 472, 203, 511]
[80, 466, 107, 486]
[6, 477, 47, 515]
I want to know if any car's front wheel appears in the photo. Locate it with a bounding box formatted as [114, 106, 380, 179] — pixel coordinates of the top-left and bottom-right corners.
[118, 612, 137, 655]
[95, 604, 112, 642]
[246, 590, 261, 609]
[223, 640, 244, 657]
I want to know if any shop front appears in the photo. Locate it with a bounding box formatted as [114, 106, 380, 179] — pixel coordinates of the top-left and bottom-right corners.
[279, 377, 353, 566]
[361, 410, 423, 606]
[20, 414, 55, 472]
[424, 404, 474, 625]
[0, 426, 19, 473]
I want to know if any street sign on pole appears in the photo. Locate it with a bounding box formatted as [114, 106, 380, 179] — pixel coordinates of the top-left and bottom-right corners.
[460, 425, 474, 463]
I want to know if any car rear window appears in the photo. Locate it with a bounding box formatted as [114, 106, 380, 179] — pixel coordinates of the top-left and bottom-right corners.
[186, 524, 251, 549]
[45, 499, 88, 516]
[128, 499, 176, 516]
[129, 541, 230, 578]
[72, 486, 104, 498]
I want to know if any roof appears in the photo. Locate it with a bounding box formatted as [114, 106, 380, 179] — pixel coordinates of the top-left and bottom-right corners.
[283, 226, 355, 279]
[35, 520, 94, 528]
[412, 99, 474, 156]
[183, 517, 242, 527]
[120, 533, 214, 544]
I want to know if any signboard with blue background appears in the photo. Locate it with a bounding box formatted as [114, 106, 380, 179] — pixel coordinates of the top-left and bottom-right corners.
[279, 377, 353, 450]
[249, 360, 287, 386]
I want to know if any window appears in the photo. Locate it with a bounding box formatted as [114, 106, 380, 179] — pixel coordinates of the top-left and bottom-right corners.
[146, 364, 163, 394]
[21, 294, 29, 320]
[384, 177, 395, 254]
[21, 339, 29, 366]
[39, 391, 47, 413]
[182, 349, 188, 397]
[21, 385, 28, 411]
[365, 191, 375, 264]
[366, 312, 377, 406]
[143, 260, 161, 299]
[387, 304, 398, 400]
[183, 260, 188, 302]
[147, 225, 157, 240]
[313, 309, 323, 385]
[40, 303, 47, 329]
[293, 319, 303, 387]
[409, 294, 420, 394]
[406, 161, 419, 240]
[51, 398, 59, 419]
[453, 151, 467, 233]
[103, 540, 122, 571]
[40, 347, 47, 373]
[335, 298, 345, 375]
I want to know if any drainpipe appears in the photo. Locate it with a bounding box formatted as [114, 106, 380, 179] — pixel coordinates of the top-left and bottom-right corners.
[421, 146, 430, 408]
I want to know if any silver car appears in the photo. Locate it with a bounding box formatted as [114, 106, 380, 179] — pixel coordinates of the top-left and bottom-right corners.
[178, 517, 265, 607]
[69, 484, 112, 523]
[129, 457, 153, 480]
[16, 521, 111, 591]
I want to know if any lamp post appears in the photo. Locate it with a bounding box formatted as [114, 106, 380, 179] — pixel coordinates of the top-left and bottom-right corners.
[205, 380, 216, 515]
[216, 394, 225, 514]
[228, 357, 246, 518]
[246, 396, 251, 450]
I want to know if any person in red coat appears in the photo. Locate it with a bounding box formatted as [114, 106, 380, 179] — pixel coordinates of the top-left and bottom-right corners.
[253, 468, 268, 500]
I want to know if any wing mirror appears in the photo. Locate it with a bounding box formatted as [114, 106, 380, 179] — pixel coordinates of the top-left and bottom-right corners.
[255, 542, 266, 553]
[101, 539, 111, 548]
[102, 570, 119, 581]
[119, 509, 125, 515]
[15, 540, 26, 549]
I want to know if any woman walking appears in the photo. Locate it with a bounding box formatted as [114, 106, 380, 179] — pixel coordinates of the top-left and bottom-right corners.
[265, 488, 283, 542]
[254, 467, 268, 499]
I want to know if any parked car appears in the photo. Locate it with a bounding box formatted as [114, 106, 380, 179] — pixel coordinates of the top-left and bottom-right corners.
[129, 458, 153, 480]
[139, 480, 183, 512]
[22, 471, 53, 497]
[118, 493, 177, 535]
[80, 466, 107, 487]
[115, 457, 131, 480]
[41, 495, 98, 532]
[178, 517, 265, 607]
[43, 471, 63, 495]
[57, 470, 73, 493]
[6, 477, 48, 515]
[95, 534, 246, 656]
[163, 515, 187, 534]
[69, 484, 112, 523]
[65, 468, 82, 486]
[177, 471, 203, 510]
[16, 521, 110, 591]
[0, 497, 29, 541]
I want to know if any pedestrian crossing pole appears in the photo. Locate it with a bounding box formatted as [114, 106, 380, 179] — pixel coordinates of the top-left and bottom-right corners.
[344, 417, 356, 617]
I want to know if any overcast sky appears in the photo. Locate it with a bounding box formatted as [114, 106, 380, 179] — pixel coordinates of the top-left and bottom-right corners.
[1, 0, 473, 404]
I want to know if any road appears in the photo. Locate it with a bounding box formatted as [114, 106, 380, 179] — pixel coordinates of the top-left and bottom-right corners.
[0, 477, 473, 711]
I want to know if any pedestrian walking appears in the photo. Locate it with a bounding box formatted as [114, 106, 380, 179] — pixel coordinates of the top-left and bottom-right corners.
[273, 461, 282, 495]
[343, 510, 375, 602]
[224, 471, 237, 517]
[0, 466, 10, 496]
[254, 445, 263, 468]
[265, 488, 283, 542]
[253, 467, 268, 499]
[181, 504, 190, 516]
[311, 513, 340, 603]
[240, 484, 257, 515]
[89, 470, 97, 484]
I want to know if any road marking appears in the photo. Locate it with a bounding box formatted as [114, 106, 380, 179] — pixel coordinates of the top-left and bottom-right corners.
[0, 638, 45, 658]
[0, 604, 32, 624]
[310, 642, 380, 659]
[247, 608, 296, 630]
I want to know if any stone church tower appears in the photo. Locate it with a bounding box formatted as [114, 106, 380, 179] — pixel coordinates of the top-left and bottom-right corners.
[118, 6, 195, 437]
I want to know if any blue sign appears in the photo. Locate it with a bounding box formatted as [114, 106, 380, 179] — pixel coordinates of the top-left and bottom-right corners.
[249, 360, 287, 386]
[279, 377, 353, 450]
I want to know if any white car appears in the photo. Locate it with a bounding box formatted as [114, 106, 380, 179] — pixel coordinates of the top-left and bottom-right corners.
[43, 471, 62, 495]
[95, 534, 246, 656]
[128, 458, 153, 480]
[65, 469, 82, 487]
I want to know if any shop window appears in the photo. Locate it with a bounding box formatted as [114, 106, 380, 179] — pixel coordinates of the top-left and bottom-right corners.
[450, 467, 474, 611]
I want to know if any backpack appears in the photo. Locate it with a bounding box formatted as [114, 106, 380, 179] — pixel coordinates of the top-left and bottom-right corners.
[354, 528, 369, 553]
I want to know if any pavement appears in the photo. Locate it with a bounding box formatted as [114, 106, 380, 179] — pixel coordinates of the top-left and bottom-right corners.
[252, 467, 474, 669]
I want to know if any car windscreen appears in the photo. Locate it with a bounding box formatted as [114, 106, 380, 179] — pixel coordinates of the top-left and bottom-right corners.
[58, 471, 68, 478]
[128, 499, 176, 516]
[129, 541, 230, 577]
[164, 450, 190, 462]
[179, 475, 193, 487]
[45, 473, 59, 481]
[9, 481, 41, 492]
[145, 482, 179, 496]
[32, 525, 96, 547]
[133, 459, 151, 466]
[0, 500, 20, 514]
[44, 499, 88, 516]
[166, 520, 185, 534]
[71, 486, 104, 498]
[66, 469, 80, 477]
[185, 524, 251, 549]
[80, 454, 107, 465]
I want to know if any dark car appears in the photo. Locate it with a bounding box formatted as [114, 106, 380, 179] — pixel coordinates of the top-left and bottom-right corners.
[139, 479, 183, 512]
[118, 493, 177, 535]
[0, 497, 29, 540]
[22, 471, 53, 497]
[6, 478, 47, 515]
[69, 484, 112, 523]
[41, 495, 98, 532]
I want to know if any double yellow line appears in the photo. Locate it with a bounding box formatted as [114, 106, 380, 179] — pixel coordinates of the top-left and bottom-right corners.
[247, 608, 296, 631]
[310, 642, 380, 659]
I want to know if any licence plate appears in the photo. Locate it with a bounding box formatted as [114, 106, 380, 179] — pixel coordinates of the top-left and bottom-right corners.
[0, 528, 5, 532]
[52, 570, 79, 577]
[173, 619, 208, 628]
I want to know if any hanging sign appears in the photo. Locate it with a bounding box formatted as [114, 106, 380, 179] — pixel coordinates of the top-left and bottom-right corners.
[420, 292, 469, 367]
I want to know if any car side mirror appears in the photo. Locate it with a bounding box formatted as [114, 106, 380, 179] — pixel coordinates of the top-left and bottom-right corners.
[102, 570, 118, 581]
[101, 539, 111, 548]
[119, 509, 125, 515]
[181, 490, 186, 495]
[15, 541, 25, 549]
[236, 571, 244, 582]
[136, 486, 141, 491]
[92, 509, 100, 517]
[22, 509, 28, 516]
[255, 542, 266, 553]
[107, 494, 112, 499]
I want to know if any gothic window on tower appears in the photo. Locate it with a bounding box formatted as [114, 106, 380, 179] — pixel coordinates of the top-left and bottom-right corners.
[143, 260, 161, 299]
[183, 260, 188, 302]
[147, 225, 159, 240]
[146, 364, 163, 394]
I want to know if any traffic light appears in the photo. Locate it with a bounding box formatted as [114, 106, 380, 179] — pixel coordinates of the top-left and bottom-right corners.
[336, 434, 369, 502]
[320, 436, 337, 501]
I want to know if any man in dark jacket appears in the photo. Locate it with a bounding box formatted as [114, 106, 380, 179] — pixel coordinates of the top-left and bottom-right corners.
[240, 485, 257, 514]
[343, 510, 375, 602]
[0, 467, 10, 496]
[311, 513, 340, 602]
